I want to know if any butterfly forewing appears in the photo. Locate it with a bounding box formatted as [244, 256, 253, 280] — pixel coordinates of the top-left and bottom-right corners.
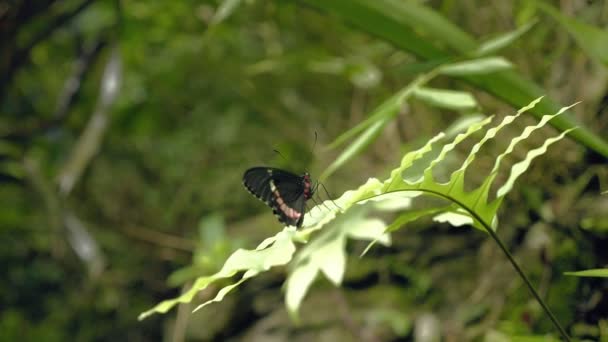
[243, 167, 311, 227]
[243, 167, 275, 204]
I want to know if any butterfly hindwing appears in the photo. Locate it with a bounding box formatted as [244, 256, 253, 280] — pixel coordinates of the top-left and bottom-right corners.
[267, 171, 306, 227]
[243, 167, 312, 227]
[271, 191, 306, 227]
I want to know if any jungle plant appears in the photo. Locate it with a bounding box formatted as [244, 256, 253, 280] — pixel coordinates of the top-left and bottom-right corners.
[139, 62, 576, 339]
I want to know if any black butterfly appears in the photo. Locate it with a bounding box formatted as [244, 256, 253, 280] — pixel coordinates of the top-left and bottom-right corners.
[243, 167, 314, 228]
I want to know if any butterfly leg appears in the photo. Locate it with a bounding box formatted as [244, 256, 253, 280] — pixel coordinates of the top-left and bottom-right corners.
[318, 182, 342, 210]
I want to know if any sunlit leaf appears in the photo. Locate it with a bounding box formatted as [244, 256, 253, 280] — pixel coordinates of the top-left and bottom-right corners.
[211, 0, 242, 25]
[433, 210, 473, 227]
[326, 76, 426, 151]
[412, 87, 477, 111]
[383, 97, 572, 233]
[138, 227, 297, 320]
[496, 128, 574, 198]
[285, 260, 318, 321]
[286, 207, 388, 317]
[564, 269, 608, 277]
[439, 57, 512, 76]
[474, 20, 537, 56]
[321, 117, 388, 181]
[443, 114, 486, 139]
[360, 206, 444, 257]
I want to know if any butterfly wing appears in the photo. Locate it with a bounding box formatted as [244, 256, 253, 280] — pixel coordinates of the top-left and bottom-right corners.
[243, 167, 307, 227]
[269, 170, 307, 227]
[243, 167, 275, 204]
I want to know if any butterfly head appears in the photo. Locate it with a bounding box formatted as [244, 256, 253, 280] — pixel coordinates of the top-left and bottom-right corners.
[302, 172, 314, 200]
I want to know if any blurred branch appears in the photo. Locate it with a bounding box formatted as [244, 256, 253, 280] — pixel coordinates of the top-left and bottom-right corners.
[0, 1, 56, 51]
[23, 157, 106, 276]
[54, 39, 107, 119]
[0, 0, 96, 97]
[0, 1, 57, 34]
[23, 157, 65, 257]
[65, 212, 106, 278]
[57, 45, 121, 195]
[3, 39, 107, 141]
[123, 225, 196, 252]
[171, 282, 194, 342]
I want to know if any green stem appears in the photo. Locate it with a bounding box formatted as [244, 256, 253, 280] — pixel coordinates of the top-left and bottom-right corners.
[433, 193, 571, 340]
[425, 189, 570, 340]
[476, 217, 570, 341]
[359, 189, 571, 340]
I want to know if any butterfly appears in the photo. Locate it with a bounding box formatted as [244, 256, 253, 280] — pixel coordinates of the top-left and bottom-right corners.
[243, 167, 314, 228]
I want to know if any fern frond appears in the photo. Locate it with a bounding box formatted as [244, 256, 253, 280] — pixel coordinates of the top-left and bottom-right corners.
[140, 97, 575, 335]
[138, 227, 298, 320]
[380, 97, 574, 232]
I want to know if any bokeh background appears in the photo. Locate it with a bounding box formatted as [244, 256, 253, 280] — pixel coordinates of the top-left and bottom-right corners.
[1, 0, 607, 341]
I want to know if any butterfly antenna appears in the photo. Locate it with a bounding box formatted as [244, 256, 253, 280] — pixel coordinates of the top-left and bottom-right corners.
[273, 149, 288, 162]
[302, 131, 318, 172]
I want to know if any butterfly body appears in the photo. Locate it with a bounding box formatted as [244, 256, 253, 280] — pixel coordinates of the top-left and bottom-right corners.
[243, 167, 314, 228]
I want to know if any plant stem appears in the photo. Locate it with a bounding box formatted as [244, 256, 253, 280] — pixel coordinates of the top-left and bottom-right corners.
[478, 219, 571, 341]
[438, 189, 571, 340]
[364, 189, 571, 340]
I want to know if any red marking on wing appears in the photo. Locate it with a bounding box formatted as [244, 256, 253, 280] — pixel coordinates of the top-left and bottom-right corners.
[273, 190, 302, 219]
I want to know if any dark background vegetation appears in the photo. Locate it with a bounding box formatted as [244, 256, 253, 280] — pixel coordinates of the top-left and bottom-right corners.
[1, 0, 607, 341]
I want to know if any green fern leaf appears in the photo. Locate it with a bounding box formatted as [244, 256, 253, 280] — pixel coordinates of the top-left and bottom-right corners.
[380, 96, 574, 232]
[139, 98, 576, 322]
[286, 205, 390, 320]
[138, 227, 298, 320]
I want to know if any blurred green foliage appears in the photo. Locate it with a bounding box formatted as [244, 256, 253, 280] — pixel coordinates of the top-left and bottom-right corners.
[1, 0, 608, 341]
